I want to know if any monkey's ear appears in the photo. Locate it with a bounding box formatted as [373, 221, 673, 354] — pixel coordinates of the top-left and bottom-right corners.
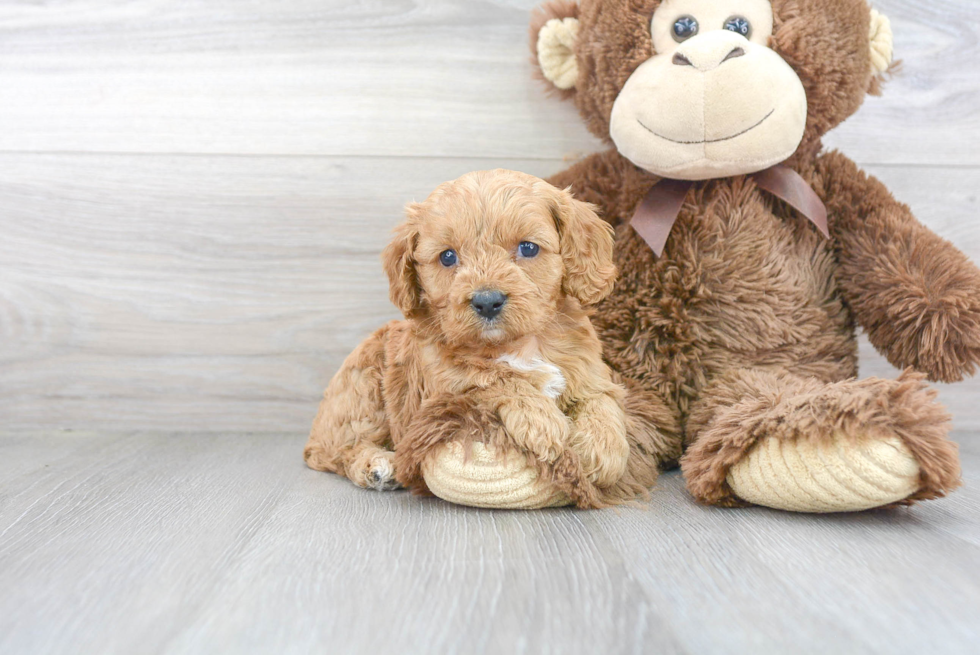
[868, 8, 895, 93]
[381, 205, 423, 318]
[553, 188, 617, 306]
[530, 1, 580, 92]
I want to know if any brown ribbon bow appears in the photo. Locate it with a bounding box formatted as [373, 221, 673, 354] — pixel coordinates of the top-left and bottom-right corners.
[630, 164, 830, 257]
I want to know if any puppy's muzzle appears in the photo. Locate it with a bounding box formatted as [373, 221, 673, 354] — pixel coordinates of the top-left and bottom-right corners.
[471, 289, 508, 320]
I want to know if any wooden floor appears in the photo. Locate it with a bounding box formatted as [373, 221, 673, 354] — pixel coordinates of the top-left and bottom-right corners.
[1, 431, 978, 655]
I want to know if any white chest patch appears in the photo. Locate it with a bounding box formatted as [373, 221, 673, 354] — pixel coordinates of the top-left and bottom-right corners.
[496, 354, 567, 399]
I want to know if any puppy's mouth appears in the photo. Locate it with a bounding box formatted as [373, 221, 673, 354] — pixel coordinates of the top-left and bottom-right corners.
[637, 108, 775, 145]
[479, 320, 507, 342]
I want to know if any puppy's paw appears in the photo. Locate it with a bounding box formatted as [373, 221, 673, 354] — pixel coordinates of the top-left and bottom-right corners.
[499, 399, 570, 464]
[366, 452, 400, 491]
[570, 419, 629, 488]
[350, 450, 401, 491]
[571, 430, 629, 488]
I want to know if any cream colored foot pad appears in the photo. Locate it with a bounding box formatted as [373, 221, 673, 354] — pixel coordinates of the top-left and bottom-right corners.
[422, 441, 572, 509]
[726, 432, 920, 513]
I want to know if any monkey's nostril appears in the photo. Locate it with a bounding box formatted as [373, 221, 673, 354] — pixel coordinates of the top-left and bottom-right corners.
[723, 47, 746, 63]
[672, 52, 693, 67]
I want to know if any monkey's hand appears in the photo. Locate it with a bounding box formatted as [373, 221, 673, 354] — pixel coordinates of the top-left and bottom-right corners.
[818, 150, 980, 382]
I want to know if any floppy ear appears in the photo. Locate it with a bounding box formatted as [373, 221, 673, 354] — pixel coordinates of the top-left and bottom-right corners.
[553, 189, 617, 306]
[530, 1, 580, 93]
[381, 205, 423, 318]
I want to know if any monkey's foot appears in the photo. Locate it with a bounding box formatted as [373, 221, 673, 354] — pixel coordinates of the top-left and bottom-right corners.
[726, 432, 920, 513]
[682, 371, 961, 512]
[422, 441, 571, 509]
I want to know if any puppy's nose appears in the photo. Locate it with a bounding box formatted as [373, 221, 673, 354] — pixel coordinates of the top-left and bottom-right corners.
[471, 290, 508, 320]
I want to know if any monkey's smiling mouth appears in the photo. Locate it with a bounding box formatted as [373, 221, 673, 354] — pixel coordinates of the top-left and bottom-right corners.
[638, 108, 776, 145]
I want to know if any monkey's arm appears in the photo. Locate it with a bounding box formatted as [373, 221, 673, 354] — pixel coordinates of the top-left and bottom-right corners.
[816, 150, 980, 382]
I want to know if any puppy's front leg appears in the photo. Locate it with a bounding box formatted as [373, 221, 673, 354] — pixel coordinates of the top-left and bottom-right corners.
[496, 383, 610, 507]
[567, 392, 630, 488]
[304, 323, 399, 491]
[496, 381, 572, 466]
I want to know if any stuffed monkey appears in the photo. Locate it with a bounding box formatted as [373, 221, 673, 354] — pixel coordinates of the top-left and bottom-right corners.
[528, 0, 977, 512]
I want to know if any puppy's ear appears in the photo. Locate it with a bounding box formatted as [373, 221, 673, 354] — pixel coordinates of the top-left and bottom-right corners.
[553, 188, 616, 306]
[381, 204, 423, 318]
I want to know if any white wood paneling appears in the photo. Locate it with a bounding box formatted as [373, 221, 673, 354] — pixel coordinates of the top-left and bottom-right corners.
[1, 155, 978, 431]
[0, 0, 976, 164]
[0, 0, 978, 433]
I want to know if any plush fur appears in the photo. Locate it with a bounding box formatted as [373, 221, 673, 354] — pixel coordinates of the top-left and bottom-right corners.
[304, 170, 663, 507]
[531, 0, 974, 507]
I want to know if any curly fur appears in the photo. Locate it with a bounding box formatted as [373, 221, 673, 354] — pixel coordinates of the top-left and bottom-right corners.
[305, 170, 670, 508]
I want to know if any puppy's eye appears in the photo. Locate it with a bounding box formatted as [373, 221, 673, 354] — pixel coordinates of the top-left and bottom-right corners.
[439, 250, 458, 267]
[518, 241, 540, 258]
[723, 16, 751, 38]
[672, 16, 699, 42]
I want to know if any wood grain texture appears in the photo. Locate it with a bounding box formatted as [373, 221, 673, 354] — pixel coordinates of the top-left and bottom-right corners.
[0, 431, 977, 655]
[2, 155, 979, 432]
[2, 3, 978, 653]
[0, 0, 978, 432]
[0, 0, 976, 165]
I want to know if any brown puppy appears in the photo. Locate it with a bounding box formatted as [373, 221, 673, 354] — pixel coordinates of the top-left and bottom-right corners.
[304, 170, 638, 507]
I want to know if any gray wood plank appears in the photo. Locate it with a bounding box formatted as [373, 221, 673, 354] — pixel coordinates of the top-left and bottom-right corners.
[2, 155, 979, 433]
[0, 432, 299, 655]
[0, 431, 977, 654]
[0, 431, 127, 490]
[167, 473, 685, 655]
[0, 0, 976, 165]
[588, 457, 980, 655]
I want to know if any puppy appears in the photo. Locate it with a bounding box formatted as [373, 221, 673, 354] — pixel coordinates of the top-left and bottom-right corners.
[304, 169, 635, 507]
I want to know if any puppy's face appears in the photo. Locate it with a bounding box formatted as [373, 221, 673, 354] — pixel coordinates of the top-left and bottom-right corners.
[383, 170, 616, 346]
[414, 177, 563, 345]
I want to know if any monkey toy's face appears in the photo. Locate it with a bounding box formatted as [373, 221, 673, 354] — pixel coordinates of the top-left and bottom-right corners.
[610, 0, 806, 180]
[533, 0, 894, 181]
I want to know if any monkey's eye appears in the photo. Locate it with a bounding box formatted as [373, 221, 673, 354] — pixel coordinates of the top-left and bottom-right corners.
[439, 249, 458, 267]
[518, 241, 540, 258]
[723, 16, 751, 38]
[672, 16, 699, 42]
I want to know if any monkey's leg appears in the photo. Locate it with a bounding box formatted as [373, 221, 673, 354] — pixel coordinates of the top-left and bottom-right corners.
[303, 326, 398, 491]
[681, 368, 961, 512]
[398, 390, 604, 509]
